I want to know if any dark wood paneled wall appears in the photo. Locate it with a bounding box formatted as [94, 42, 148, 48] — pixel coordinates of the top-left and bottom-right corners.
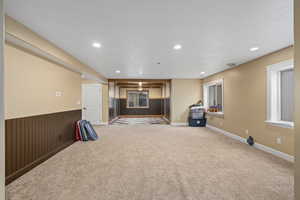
[119, 99, 162, 115]
[165, 98, 170, 120]
[116, 99, 120, 116]
[5, 110, 81, 184]
[109, 107, 115, 121]
[109, 98, 120, 121]
[109, 98, 115, 121]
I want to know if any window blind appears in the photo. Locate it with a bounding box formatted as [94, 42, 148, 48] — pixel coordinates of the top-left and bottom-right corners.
[281, 69, 294, 122]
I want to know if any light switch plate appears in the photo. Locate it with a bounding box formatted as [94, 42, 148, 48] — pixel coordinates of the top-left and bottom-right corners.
[276, 137, 282, 145]
[245, 129, 249, 135]
[55, 91, 62, 97]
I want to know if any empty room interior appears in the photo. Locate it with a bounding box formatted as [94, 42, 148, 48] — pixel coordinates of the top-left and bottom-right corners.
[1, 0, 300, 200]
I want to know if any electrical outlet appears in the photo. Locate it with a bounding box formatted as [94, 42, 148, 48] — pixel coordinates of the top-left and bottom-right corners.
[245, 129, 249, 135]
[276, 137, 282, 145]
[76, 100, 81, 105]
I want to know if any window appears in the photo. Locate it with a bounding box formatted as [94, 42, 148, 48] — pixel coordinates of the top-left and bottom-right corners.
[203, 79, 224, 114]
[266, 59, 294, 128]
[127, 90, 149, 108]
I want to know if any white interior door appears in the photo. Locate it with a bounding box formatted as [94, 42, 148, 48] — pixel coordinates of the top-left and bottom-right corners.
[82, 84, 102, 125]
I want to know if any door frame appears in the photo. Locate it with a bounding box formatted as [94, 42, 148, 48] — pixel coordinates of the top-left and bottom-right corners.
[81, 83, 102, 125]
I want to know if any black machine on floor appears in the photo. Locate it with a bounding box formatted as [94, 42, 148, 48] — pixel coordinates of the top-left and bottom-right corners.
[188, 105, 207, 127]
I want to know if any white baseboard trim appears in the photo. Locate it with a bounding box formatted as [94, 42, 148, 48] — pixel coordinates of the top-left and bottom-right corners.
[171, 122, 188, 126]
[109, 117, 119, 123]
[253, 143, 294, 162]
[94, 122, 109, 126]
[162, 116, 170, 123]
[206, 125, 247, 144]
[206, 124, 294, 162]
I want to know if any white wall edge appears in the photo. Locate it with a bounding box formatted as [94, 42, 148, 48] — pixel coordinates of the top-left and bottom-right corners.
[0, 0, 4, 198]
[99, 122, 109, 126]
[93, 122, 109, 126]
[0, 0, 4, 200]
[206, 124, 294, 162]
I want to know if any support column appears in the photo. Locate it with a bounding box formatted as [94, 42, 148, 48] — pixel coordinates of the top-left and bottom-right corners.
[0, 0, 5, 199]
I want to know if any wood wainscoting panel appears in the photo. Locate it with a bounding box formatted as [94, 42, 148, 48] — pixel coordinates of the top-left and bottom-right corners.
[5, 109, 81, 184]
[119, 99, 162, 115]
[165, 98, 170, 120]
[109, 98, 120, 121]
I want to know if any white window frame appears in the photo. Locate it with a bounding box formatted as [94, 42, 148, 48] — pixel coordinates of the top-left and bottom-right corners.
[203, 79, 224, 115]
[266, 59, 294, 129]
[126, 90, 149, 109]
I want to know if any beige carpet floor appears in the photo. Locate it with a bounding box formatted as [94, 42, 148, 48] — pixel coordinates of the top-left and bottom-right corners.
[6, 125, 294, 200]
[111, 117, 168, 125]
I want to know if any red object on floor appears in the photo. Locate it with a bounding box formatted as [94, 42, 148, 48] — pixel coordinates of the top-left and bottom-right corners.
[75, 122, 81, 141]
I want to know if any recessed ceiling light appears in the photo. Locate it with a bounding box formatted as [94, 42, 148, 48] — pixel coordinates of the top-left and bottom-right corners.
[92, 42, 102, 48]
[173, 44, 182, 50]
[115, 70, 121, 74]
[138, 82, 142, 86]
[138, 88, 143, 91]
[200, 72, 205, 75]
[250, 47, 259, 52]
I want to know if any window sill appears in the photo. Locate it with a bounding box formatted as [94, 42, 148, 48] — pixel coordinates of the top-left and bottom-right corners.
[265, 120, 294, 129]
[206, 112, 224, 118]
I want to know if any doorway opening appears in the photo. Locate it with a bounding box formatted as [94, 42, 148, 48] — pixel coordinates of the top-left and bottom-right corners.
[108, 80, 171, 125]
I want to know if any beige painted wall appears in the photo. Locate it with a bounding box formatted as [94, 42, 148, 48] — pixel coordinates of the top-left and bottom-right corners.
[119, 88, 162, 99]
[295, 0, 300, 198]
[203, 47, 294, 155]
[115, 86, 120, 99]
[5, 43, 82, 119]
[162, 81, 171, 98]
[171, 79, 202, 123]
[4, 17, 109, 123]
[108, 82, 115, 99]
[102, 84, 109, 123]
[5, 16, 107, 82]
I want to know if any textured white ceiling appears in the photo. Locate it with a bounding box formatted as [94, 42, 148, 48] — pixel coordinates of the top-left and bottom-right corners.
[6, 0, 293, 79]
